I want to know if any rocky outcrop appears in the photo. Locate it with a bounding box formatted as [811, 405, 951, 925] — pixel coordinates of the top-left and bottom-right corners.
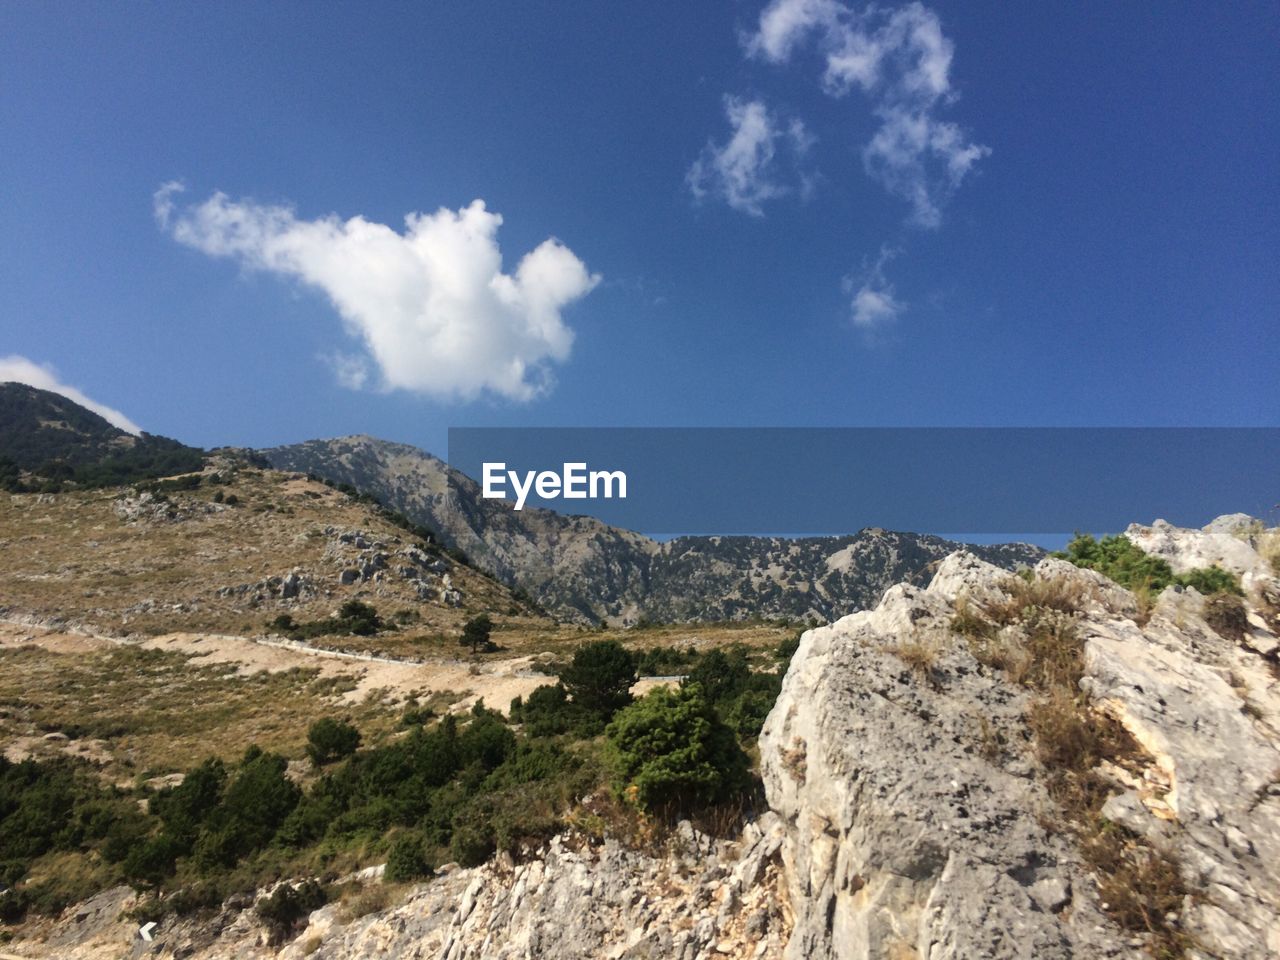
[21, 818, 790, 960]
[277, 820, 789, 960]
[760, 516, 1280, 959]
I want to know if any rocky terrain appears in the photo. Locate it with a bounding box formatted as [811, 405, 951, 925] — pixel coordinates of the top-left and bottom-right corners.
[262, 436, 1043, 624]
[29, 818, 789, 960]
[9, 514, 1276, 960]
[761, 514, 1280, 959]
[0, 458, 536, 643]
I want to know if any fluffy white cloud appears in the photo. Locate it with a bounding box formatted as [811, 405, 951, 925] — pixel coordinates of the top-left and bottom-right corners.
[687, 98, 813, 216]
[155, 183, 600, 402]
[850, 283, 902, 329]
[747, 0, 988, 226]
[0, 355, 142, 434]
[845, 248, 903, 330]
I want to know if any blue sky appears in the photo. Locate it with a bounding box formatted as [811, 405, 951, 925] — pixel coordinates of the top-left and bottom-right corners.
[1, 1, 1276, 455]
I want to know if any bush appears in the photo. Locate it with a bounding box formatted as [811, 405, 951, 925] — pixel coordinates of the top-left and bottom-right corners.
[256, 880, 327, 944]
[336, 600, 381, 636]
[1055, 534, 1177, 592]
[1057, 534, 1243, 597]
[684, 648, 751, 705]
[272, 603, 382, 641]
[1177, 565, 1242, 596]
[633, 645, 700, 676]
[560, 640, 637, 721]
[449, 823, 494, 867]
[509, 683, 596, 737]
[605, 684, 750, 814]
[383, 832, 433, 883]
[306, 718, 362, 766]
[193, 749, 299, 868]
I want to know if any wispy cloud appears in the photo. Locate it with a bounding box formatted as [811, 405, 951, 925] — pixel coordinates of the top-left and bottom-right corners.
[747, 0, 988, 227]
[0, 355, 142, 434]
[155, 183, 600, 402]
[687, 97, 814, 216]
[845, 247, 903, 330]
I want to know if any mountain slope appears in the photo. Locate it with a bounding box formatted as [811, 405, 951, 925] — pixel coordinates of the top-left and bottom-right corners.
[0, 381, 204, 488]
[261, 435, 1044, 624]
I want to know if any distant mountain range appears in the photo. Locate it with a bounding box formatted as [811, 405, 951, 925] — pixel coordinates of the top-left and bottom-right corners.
[261, 435, 1043, 624]
[0, 385, 1043, 623]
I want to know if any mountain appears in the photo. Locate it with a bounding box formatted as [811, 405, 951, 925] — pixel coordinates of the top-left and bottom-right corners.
[261, 435, 1044, 624]
[0, 381, 204, 489]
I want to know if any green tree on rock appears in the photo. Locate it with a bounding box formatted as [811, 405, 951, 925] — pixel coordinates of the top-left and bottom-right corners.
[604, 683, 750, 814]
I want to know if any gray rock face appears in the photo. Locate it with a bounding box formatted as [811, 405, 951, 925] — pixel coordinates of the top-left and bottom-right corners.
[279, 821, 789, 960]
[26, 819, 791, 960]
[760, 567, 1133, 960]
[761, 519, 1280, 960]
[261, 436, 1042, 624]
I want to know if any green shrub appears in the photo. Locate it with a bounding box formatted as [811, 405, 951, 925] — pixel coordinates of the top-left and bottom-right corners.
[633, 645, 700, 676]
[449, 823, 494, 867]
[256, 880, 327, 944]
[305, 718, 362, 766]
[383, 832, 433, 883]
[775, 632, 802, 663]
[684, 648, 751, 705]
[560, 640, 637, 720]
[1057, 534, 1243, 597]
[509, 683, 596, 737]
[193, 749, 299, 868]
[1055, 534, 1177, 592]
[1176, 566, 1242, 596]
[605, 684, 750, 814]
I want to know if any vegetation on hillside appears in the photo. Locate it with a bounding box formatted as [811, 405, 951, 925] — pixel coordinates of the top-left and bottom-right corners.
[0, 383, 205, 492]
[0, 632, 792, 929]
[1054, 533, 1242, 596]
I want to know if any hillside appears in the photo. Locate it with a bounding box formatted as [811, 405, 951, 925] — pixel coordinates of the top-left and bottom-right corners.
[0, 456, 535, 643]
[0, 382, 204, 489]
[261, 435, 1044, 624]
[8, 514, 1277, 960]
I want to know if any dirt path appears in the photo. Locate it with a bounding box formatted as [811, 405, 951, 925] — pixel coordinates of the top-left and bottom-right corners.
[0, 619, 551, 714]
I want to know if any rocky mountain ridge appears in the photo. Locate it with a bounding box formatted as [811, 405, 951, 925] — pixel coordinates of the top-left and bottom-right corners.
[261, 435, 1043, 625]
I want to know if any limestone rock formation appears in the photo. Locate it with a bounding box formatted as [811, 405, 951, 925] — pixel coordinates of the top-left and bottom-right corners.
[761, 516, 1280, 960]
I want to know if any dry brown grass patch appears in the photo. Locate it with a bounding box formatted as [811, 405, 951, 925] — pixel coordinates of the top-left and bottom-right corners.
[1202, 592, 1247, 643]
[888, 637, 942, 687]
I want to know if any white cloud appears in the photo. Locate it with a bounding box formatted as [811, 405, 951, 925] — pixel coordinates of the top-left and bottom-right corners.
[322, 352, 370, 391]
[0, 355, 142, 434]
[850, 283, 902, 328]
[687, 97, 813, 216]
[156, 186, 601, 402]
[845, 248, 903, 330]
[746, 0, 988, 227]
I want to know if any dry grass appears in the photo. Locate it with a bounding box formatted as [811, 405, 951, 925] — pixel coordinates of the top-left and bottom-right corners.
[0, 468, 535, 642]
[888, 637, 942, 687]
[0, 642, 402, 781]
[984, 575, 1090, 626]
[951, 575, 1192, 957]
[1202, 592, 1247, 643]
[333, 880, 404, 923]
